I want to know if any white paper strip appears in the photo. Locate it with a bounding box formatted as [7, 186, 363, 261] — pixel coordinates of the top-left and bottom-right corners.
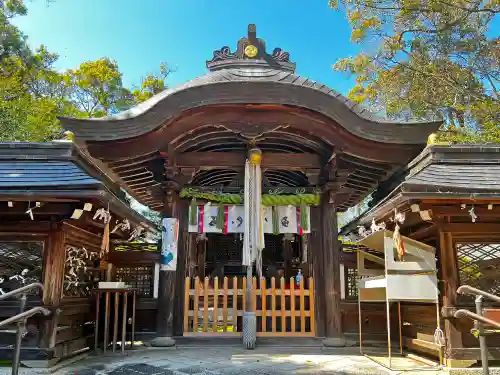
[278, 206, 297, 234]
[203, 205, 222, 233]
[262, 206, 273, 234]
[71, 209, 84, 219]
[188, 204, 311, 234]
[227, 205, 245, 233]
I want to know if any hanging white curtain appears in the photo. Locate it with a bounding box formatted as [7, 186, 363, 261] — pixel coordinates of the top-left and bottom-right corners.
[242, 156, 265, 278]
[243, 160, 252, 267]
[188, 204, 310, 235]
[255, 161, 264, 278]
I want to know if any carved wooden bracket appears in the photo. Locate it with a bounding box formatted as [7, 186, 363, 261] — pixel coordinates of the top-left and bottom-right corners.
[162, 180, 181, 193]
[305, 169, 321, 186]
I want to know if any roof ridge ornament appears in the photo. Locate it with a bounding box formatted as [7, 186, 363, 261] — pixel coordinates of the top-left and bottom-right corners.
[206, 24, 296, 72]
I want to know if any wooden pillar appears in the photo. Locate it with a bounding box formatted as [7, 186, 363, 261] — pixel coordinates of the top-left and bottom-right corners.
[152, 185, 182, 346]
[439, 224, 465, 365]
[173, 199, 188, 337]
[320, 189, 345, 346]
[283, 239, 293, 280]
[186, 233, 197, 278]
[196, 239, 206, 280]
[310, 206, 325, 337]
[40, 225, 65, 348]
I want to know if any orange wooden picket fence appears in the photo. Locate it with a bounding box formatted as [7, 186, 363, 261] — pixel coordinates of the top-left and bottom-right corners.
[183, 276, 315, 337]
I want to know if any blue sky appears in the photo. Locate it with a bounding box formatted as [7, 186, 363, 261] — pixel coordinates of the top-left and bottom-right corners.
[13, 0, 359, 95]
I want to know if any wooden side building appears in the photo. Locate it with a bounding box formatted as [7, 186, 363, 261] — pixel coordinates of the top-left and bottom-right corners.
[0, 142, 157, 364]
[341, 144, 500, 367]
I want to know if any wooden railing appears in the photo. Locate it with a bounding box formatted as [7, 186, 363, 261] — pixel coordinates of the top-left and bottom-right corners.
[183, 276, 315, 337]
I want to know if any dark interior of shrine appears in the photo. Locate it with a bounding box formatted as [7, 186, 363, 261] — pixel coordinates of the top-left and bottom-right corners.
[199, 234, 305, 282]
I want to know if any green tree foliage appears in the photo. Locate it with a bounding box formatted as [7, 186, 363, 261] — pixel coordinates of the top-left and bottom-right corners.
[0, 0, 29, 61]
[132, 63, 174, 103]
[0, 1, 172, 141]
[329, 0, 499, 143]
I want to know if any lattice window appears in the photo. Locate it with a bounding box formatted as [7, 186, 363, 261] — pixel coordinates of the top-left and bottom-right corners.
[0, 241, 44, 295]
[263, 235, 283, 264]
[346, 267, 358, 298]
[457, 243, 500, 301]
[115, 266, 154, 297]
[207, 234, 241, 263]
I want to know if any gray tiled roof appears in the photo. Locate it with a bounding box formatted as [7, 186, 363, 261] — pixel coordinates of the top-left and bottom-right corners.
[405, 164, 500, 191]
[0, 142, 158, 231]
[340, 145, 500, 231]
[0, 161, 100, 187]
[402, 145, 500, 193]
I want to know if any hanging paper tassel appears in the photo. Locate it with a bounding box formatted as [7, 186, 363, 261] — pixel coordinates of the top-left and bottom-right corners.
[216, 205, 225, 230]
[243, 148, 264, 278]
[198, 205, 205, 233]
[189, 198, 197, 226]
[393, 224, 405, 261]
[272, 206, 280, 235]
[223, 206, 229, 234]
[101, 221, 110, 255]
[300, 203, 309, 232]
[296, 206, 303, 236]
[100, 205, 111, 256]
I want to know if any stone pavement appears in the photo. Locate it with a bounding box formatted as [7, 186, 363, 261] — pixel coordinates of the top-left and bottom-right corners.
[0, 346, 450, 375]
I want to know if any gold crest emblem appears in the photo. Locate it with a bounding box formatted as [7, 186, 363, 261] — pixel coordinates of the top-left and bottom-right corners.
[244, 45, 258, 58]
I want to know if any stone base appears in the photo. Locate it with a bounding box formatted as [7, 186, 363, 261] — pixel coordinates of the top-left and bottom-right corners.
[445, 359, 477, 368]
[242, 312, 256, 350]
[150, 336, 176, 347]
[323, 337, 346, 347]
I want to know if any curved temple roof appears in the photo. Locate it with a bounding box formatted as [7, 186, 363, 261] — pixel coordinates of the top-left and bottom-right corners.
[59, 25, 441, 212]
[60, 25, 440, 145]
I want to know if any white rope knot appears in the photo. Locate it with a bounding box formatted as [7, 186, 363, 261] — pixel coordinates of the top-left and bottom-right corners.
[434, 328, 445, 346]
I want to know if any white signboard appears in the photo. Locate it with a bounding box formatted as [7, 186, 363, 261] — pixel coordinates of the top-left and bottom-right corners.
[161, 218, 179, 271]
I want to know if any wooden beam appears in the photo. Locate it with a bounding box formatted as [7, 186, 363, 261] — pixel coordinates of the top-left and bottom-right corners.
[182, 186, 320, 194]
[0, 222, 52, 233]
[108, 250, 160, 264]
[422, 205, 500, 217]
[0, 202, 74, 216]
[407, 224, 437, 241]
[421, 199, 500, 205]
[176, 152, 322, 169]
[0, 197, 79, 203]
[441, 223, 500, 234]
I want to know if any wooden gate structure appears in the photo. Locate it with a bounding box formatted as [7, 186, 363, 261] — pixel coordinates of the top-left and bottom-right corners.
[61, 24, 439, 347]
[183, 277, 314, 337]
